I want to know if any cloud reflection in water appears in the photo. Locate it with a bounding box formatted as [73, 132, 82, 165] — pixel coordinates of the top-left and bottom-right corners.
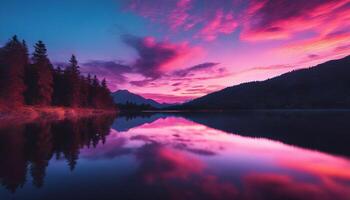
[80, 116, 350, 200]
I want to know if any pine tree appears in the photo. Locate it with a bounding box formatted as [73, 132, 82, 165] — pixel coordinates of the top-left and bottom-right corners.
[0, 36, 28, 108]
[22, 40, 29, 64]
[24, 41, 53, 105]
[70, 55, 79, 73]
[34, 41, 53, 105]
[86, 74, 94, 107]
[52, 66, 65, 106]
[100, 79, 114, 108]
[79, 76, 89, 107]
[64, 55, 81, 107]
[91, 75, 100, 108]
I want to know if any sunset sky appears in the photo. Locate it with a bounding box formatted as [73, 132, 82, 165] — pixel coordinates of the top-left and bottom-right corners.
[1, 0, 349, 103]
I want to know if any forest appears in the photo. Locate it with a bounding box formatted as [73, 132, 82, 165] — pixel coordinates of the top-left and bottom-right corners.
[0, 36, 114, 110]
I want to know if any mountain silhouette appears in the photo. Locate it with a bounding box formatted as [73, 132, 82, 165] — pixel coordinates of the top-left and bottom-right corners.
[111, 90, 174, 109]
[177, 55, 350, 110]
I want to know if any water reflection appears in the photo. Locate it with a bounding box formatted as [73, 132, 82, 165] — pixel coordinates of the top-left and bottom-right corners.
[1, 113, 350, 200]
[111, 113, 168, 132]
[0, 115, 114, 193]
[111, 111, 350, 156]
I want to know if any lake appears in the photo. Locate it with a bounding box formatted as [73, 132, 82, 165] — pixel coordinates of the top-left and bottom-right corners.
[1, 111, 350, 200]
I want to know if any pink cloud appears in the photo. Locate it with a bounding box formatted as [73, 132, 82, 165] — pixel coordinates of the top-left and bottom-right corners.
[197, 10, 238, 41]
[124, 0, 239, 41]
[125, 0, 349, 45]
[241, 0, 350, 41]
[126, 60, 225, 91]
[122, 34, 202, 79]
[334, 44, 350, 53]
[168, 0, 192, 30]
[282, 31, 350, 54]
[172, 62, 219, 77]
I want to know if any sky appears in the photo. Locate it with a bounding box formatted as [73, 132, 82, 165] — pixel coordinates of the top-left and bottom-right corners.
[0, 0, 349, 103]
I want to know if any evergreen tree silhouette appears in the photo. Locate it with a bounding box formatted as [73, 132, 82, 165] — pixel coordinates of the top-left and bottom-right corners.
[79, 75, 89, 107]
[0, 35, 27, 108]
[91, 75, 100, 108]
[25, 41, 53, 105]
[52, 66, 65, 106]
[100, 78, 114, 108]
[64, 55, 81, 107]
[21, 40, 29, 64]
[86, 73, 94, 107]
[1, 36, 115, 110]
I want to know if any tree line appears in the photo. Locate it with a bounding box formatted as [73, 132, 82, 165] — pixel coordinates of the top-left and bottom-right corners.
[116, 101, 156, 112]
[0, 36, 114, 109]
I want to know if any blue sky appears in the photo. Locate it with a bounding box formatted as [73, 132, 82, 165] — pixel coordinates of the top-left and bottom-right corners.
[1, 0, 349, 103]
[0, 0, 148, 62]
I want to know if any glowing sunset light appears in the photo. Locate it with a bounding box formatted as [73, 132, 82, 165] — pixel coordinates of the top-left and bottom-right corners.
[2, 1, 350, 199]
[1, 0, 349, 103]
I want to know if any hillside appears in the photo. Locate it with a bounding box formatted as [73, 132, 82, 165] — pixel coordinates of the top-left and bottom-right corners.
[180, 55, 350, 109]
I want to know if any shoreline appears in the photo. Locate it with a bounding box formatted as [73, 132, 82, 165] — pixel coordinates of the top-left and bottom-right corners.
[0, 106, 117, 128]
[123, 109, 350, 113]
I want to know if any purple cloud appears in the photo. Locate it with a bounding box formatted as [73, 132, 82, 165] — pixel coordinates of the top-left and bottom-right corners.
[241, 0, 349, 41]
[128, 62, 223, 87]
[129, 79, 155, 87]
[123, 0, 239, 41]
[82, 60, 132, 84]
[173, 62, 219, 77]
[122, 34, 201, 79]
[171, 82, 182, 87]
[124, 0, 349, 42]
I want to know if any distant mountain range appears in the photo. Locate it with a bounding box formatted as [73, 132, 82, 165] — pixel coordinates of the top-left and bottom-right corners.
[111, 90, 175, 109]
[176, 55, 350, 109]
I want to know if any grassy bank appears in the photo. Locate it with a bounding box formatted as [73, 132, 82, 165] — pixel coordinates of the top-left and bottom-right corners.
[0, 106, 116, 127]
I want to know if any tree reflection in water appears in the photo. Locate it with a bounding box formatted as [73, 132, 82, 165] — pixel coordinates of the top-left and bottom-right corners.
[0, 115, 114, 192]
[1, 113, 350, 200]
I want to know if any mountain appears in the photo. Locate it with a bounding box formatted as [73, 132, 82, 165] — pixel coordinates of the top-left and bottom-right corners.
[179, 55, 350, 109]
[111, 90, 174, 109]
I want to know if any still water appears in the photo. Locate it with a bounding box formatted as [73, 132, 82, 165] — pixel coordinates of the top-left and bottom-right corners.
[1, 111, 350, 200]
